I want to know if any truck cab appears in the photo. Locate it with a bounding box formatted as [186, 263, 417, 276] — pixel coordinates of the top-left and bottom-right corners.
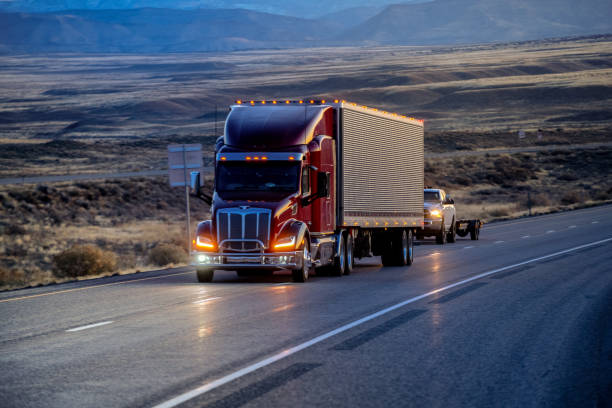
[419, 188, 456, 244]
[192, 103, 336, 283]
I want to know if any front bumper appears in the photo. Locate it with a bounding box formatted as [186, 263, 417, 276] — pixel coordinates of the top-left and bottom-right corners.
[191, 251, 303, 271]
[421, 218, 443, 234]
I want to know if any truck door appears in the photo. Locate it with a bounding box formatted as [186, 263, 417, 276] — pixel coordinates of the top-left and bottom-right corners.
[311, 137, 335, 233]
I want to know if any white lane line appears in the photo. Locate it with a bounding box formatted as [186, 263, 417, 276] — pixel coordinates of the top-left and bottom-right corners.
[494, 241, 504, 244]
[463, 246, 474, 249]
[592, 221, 599, 224]
[152, 236, 612, 408]
[546, 230, 555, 234]
[193, 297, 221, 305]
[568, 225, 577, 229]
[66, 321, 113, 332]
[521, 235, 530, 239]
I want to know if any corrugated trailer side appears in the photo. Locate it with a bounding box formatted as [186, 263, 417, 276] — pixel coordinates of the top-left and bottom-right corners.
[337, 103, 424, 229]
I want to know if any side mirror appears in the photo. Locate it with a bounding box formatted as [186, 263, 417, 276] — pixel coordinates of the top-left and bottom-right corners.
[190, 171, 201, 193]
[317, 172, 330, 198]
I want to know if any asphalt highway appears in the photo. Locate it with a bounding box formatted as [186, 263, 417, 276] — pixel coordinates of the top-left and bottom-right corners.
[1, 205, 611, 407]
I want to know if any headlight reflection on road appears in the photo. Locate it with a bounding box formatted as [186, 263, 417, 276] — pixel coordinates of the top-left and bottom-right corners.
[198, 326, 213, 338]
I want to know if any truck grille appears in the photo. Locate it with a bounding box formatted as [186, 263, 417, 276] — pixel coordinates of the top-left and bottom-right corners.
[216, 208, 271, 252]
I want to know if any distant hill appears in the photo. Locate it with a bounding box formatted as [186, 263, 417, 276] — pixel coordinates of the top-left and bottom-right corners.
[0, 0, 426, 18]
[0, 0, 611, 53]
[342, 0, 612, 44]
[0, 8, 332, 53]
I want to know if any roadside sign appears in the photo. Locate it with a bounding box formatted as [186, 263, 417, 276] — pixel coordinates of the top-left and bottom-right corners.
[168, 144, 203, 187]
[168, 143, 203, 255]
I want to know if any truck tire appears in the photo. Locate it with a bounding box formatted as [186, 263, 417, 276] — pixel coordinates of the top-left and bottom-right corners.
[292, 243, 311, 283]
[470, 221, 480, 240]
[407, 229, 414, 266]
[344, 233, 354, 275]
[447, 217, 456, 243]
[382, 230, 408, 267]
[196, 268, 214, 283]
[436, 219, 446, 245]
[330, 234, 346, 277]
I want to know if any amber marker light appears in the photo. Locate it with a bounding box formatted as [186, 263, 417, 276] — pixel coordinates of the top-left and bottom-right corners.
[299, 100, 304, 104]
[285, 100, 290, 104]
[334, 99, 339, 103]
[246, 156, 252, 160]
[288, 156, 295, 160]
[321, 99, 326, 104]
[272, 100, 277, 104]
[236, 100, 242, 104]
[274, 236, 296, 250]
[250, 100, 255, 105]
[262, 156, 268, 160]
[254, 156, 259, 160]
[196, 236, 215, 250]
[261, 100, 266, 104]
[310, 100, 315, 104]
[220, 156, 227, 161]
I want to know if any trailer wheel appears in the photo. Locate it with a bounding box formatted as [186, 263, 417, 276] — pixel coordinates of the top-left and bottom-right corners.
[447, 217, 456, 243]
[470, 221, 480, 240]
[292, 243, 311, 283]
[344, 233, 354, 275]
[196, 268, 214, 283]
[436, 219, 446, 245]
[330, 234, 346, 277]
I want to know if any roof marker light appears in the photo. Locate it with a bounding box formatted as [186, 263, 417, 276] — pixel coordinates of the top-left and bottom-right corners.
[236, 100, 242, 104]
[262, 156, 268, 160]
[254, 156, 259, 160]
[285, 100, 290, 104]
[321, 99, 326, 104]
[299, 100, 304, 104]
[261, 101, 266, 104]
[250, 100, 255, 105]
[288, 156, 295, 160]
[246, 156, 251, 160]
[220, 156, 227, 161]
[310, 100, 315, 104]
[334, 99, 339, 103]
[272, 100, 277, 104]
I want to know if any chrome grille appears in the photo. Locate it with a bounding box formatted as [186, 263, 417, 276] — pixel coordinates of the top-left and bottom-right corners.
[216, 208, 271, 252]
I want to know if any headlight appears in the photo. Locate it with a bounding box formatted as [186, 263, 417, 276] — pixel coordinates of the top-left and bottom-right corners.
[430, 209, 442, 217]
[273, 236, 296, 250]
[195, 235, 216, 250]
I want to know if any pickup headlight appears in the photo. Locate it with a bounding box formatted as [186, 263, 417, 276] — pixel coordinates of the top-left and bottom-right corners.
[195, 235, 216, 250]
[273, 236, 296, 250]
[430, 209, 442, 217]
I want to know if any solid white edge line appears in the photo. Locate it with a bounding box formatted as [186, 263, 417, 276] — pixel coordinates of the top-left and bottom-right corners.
[66, 321, 113, 332]
[152, 237, 612, 408]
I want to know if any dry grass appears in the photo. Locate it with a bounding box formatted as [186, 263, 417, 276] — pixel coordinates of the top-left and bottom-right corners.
[0, 177, 211, 290]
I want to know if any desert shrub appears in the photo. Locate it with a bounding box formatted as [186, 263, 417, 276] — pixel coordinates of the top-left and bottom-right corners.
[0, 266, 26, 287]
[488, 207, 511, 217]
[147, 244, 187, 267]
[560, 190, 583, 205]
[527, 193, 552, 207]
[52, 244, 117, 278]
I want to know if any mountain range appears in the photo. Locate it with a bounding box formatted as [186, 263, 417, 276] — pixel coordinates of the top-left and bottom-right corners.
[1, 0, 610, 53]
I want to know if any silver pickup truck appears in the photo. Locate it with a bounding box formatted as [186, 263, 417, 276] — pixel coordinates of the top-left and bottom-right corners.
[419, 188, 456, 244]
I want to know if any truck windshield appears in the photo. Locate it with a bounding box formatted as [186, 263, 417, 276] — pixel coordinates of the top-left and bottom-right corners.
[424, 191, 441, 202]
[216, 162, 301, 193]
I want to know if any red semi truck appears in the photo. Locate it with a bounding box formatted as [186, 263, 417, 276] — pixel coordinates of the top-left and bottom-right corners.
[190, 100, 424, 282]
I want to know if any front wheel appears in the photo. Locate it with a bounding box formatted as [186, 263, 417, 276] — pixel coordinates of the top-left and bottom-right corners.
[436, 219, 446, 245]
[292, 244, 311, 283]
[447, 217, 456, 243]
[196, 268, 214, 283]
